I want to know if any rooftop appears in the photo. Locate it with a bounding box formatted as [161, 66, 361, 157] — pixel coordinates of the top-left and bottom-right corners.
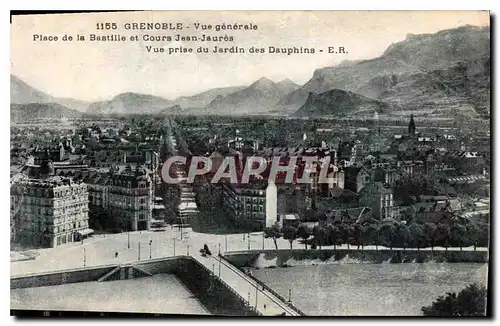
[11, 176, 85, 188]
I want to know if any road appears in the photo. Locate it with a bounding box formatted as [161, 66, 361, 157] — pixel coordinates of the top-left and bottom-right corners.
[11, 227, 487, 276]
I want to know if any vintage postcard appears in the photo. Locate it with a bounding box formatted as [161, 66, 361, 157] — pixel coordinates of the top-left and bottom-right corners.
[10, 11, 490, 317]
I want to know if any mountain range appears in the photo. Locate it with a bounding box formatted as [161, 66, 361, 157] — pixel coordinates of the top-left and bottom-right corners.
[281, 25, 490, 117]
[10, 25, 490, 119]
[11, 103, 84, 123]
[294, 89, 391, 117]
[11, 75, 91, 112]
[204, 77, 300, 115]
[87, 93, 173, 115]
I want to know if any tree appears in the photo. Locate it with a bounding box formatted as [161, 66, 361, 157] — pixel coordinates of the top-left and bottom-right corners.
[422, 283, 487, 316]
[363, 224, 379, 249]
[312, 225, 320, 247]
[353, 224, 365, 249]
[328, 224, 342, 250]
[264, 224, 282, 250]
[378, 223, 396, 250]
[409, 223, 425, 250]
[475, 222, 490, 247]
[283, 226, 297, 250]
[394, 223, 410, 249]
[423, 222, 437, 250]
[326, 223, 336, 248]
[394, 173, 439, 205]
[450, 222, 467, 251]
[436, 222, 451, 250]
[466, 223, 479, 250]
[297, 224, 311, 249]
[312, 226, 327, 249]
[339, 223, 350, 249]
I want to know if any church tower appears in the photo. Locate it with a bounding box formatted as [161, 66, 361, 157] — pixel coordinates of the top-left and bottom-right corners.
[408, 114, 416, 137]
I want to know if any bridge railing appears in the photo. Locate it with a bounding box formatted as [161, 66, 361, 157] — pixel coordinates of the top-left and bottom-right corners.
[217, 254, 305, 316]
[185, 256, 261, 316]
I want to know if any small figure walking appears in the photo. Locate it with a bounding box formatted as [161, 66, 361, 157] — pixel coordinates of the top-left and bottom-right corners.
[115, 252, 119, 258]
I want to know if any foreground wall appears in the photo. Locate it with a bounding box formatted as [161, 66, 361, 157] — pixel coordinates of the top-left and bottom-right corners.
[11, 265, 118, 289]
[11, 256, 259, 316]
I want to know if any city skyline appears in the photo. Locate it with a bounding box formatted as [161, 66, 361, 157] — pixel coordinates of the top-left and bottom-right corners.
[11, 11, 489, 102]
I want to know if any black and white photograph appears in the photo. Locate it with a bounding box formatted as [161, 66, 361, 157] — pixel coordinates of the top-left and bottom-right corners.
[9, 10, 491, 317]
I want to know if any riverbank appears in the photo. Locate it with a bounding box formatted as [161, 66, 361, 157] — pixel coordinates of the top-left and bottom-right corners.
[223, 248, 489, 268]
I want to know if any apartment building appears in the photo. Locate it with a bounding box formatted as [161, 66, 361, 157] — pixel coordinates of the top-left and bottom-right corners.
[82, 165, 153, 231]
[222, 179, 277, 231]
[11, 176, 90, 248]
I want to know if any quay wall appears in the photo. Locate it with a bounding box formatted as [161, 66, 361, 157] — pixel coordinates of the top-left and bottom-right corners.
[223, 249, 489, 268]
[10, 265, 118, 289]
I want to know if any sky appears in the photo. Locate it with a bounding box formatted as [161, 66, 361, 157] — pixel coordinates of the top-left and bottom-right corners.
[11, 11, 489, 102]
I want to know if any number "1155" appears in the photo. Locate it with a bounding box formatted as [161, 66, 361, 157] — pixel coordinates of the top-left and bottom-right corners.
[96, 22, 118, 30]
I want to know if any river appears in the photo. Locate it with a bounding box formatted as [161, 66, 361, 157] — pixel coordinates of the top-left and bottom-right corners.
[252, 263, 488, 316]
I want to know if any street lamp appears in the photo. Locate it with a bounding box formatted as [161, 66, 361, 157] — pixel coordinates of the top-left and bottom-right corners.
[288, 289, 292, 303]
[149, 240, 152, 259]
[173, 238, 176, 256]
[219, 259, 221, 277]
[138, 241, 141, 261]
[225, 234, 228, 252]
[187, 244, 190, 255]
[218, 243, 221, 255]
[255, 286, 258, 308]
[262, 232, 265, 250]
[83, 248, 86, 267]
[248, 234, 250, 250]
[212, 263, 215, 275]
[127, 232, 130, 249]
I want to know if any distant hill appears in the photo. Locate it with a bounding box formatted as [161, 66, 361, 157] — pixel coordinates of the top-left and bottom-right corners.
[158, 104, 183, 115]
[11, 74, 57, 105]
[10, 75, 90, 112]
[294, 89, 390, 117]
[204, 77, 300, 115]
[276, 78, 301, 94]
[172, 86, 246, 109]
[11, 103, 84, 122]
[55, 97, 91, 112]
[280, 25, 490, 116]
[87, 92, 174, 115]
